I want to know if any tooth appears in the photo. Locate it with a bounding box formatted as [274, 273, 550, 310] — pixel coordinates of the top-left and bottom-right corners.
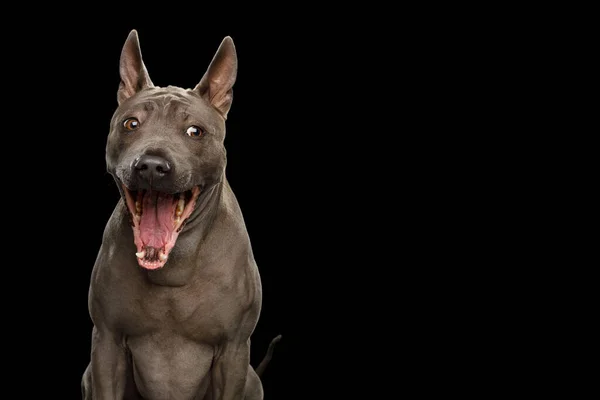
[135, 200, 142, 213]
[135, 213, 141, 222]
[159, 251, 168, 261]
[136, 251, 145, 259]
[176, 199, 185, 216]
[175, 217, 181, 226]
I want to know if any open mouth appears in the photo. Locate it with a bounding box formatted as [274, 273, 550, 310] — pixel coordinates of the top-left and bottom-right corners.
[122, 185, 201, 270]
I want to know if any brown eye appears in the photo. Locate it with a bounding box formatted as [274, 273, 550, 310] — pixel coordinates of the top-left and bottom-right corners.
[123, 118, 139, 131]
[186, 126, 204, 138]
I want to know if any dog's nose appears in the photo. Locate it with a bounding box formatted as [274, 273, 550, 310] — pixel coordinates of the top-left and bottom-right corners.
[133, 155, 171, 182]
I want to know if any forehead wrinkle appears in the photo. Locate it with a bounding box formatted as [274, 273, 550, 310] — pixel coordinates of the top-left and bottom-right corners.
[181, 111, 192, 122]
[123, 100, 159, 113]
[114, 101, 156, 124]
[125, 97, 191, 118]
[118, 91, 211, 127]
[162, 97, 192, 119]
[143, 101, 156, 112]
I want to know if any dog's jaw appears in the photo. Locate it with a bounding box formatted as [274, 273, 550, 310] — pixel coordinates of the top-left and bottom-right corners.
[122, 185, 201, 269]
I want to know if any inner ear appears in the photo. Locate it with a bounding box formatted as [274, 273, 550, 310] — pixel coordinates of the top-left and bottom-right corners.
[194, 36, 237, 118]
[118, 30, 153, 105]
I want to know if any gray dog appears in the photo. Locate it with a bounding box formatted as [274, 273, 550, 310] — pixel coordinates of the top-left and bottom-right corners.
[81, 30, 280, 400]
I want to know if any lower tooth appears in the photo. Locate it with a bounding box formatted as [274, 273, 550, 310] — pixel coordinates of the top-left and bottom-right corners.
[159, 251, 168, 261]
[136, 251, 145, 259]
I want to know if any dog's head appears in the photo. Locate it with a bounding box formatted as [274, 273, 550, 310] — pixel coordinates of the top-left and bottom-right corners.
[105, 30, 237, 270]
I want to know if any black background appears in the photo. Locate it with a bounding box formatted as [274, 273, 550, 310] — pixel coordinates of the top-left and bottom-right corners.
[6, 13, 389, 399]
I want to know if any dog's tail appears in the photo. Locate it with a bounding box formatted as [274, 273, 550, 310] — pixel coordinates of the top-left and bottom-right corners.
[255, 334, 282, 378]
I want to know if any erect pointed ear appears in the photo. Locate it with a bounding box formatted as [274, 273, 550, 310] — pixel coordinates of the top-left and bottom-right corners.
[117, 30, 154, 105]
[194, 36, 238, 119]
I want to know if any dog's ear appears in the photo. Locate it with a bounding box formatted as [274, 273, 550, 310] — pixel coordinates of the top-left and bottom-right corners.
[117, 30, 154, 105]
[194, 36, 237, 119]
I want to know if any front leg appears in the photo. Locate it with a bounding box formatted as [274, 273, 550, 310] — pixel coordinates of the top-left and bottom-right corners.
[89, 326, 128, 400]
[211, 339, 251, 400]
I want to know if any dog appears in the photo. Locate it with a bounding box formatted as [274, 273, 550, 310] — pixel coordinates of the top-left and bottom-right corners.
[81, 29, 280, 400]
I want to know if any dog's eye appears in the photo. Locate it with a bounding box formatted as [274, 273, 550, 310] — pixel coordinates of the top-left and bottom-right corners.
[123, 118, 140, 131]
[186, 126, 204, 138]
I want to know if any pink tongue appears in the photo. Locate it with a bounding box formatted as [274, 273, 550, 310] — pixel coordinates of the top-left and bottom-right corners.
[139, 191, 177, 248]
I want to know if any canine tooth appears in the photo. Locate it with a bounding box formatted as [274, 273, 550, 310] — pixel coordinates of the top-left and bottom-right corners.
[136, 251, 145, 259]
[159, 251, 168, 261]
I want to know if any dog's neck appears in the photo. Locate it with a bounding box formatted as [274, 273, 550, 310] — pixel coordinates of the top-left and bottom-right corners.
[140, 180, 225, 287]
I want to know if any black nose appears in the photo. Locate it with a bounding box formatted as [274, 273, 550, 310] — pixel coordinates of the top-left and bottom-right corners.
[133, 155, 171, 182]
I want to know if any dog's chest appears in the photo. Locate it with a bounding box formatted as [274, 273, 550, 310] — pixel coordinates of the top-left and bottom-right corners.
[112, 281, 230, 344]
